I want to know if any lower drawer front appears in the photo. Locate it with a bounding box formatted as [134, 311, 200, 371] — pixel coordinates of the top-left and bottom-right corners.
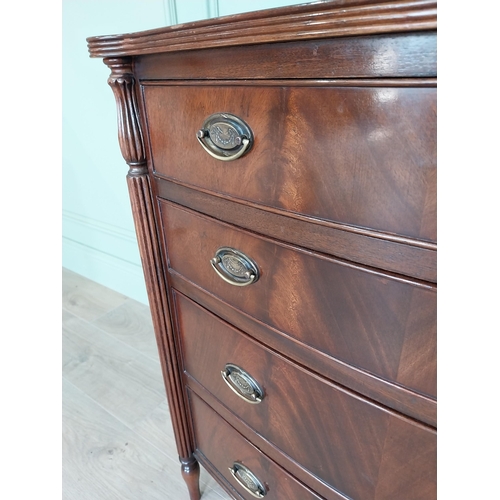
[189, 389, 324, 500]
[177, 293, 436, 500]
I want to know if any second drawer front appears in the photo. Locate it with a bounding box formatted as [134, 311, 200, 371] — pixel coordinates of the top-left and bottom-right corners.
[177, 293, 436, 500]
[161, 200, 436, 398]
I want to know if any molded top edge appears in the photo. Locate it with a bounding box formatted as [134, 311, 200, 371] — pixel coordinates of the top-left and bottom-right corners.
[87, 0, 437, 58]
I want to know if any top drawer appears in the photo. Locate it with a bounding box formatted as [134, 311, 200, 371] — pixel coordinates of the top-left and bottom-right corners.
[143, 84, 436, 243]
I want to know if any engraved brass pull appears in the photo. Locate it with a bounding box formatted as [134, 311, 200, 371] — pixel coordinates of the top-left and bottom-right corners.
[210, 247, 259, 287]
[221, 364, 264, 404]
[229, 462, 267, 498]
[196, 112, 253, 161]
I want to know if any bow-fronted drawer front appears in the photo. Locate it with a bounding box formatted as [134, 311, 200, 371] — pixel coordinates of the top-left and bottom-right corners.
[188, 390, 325, 500]
[160, 200, 436, 401]
[178, 293, 436, 500]
[144, 84, 436, 244]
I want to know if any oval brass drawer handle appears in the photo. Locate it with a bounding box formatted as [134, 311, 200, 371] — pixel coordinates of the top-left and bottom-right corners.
[210, 247, 259, 287]
[221, 363, 264, 404]
[196, 112, 253, 161]
[229, 462, 267, 498]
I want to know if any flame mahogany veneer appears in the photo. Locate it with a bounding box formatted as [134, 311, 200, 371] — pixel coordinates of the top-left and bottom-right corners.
[88, 2, 436, 498]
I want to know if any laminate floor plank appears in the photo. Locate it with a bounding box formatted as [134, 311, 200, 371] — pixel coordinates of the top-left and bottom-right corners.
[131, 399, 230, 496]
[62, 268, 128, 322]
[62, 268, 231, 499]
[63, 378, 188, 500]
[62, 310, 165, 427]
[63, 463, 122, 500]
[129, 400, 177, 462]
[93, 299, 160, 361]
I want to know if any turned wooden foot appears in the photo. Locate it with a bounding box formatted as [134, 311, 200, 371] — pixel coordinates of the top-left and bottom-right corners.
[181, 456, 201, 500]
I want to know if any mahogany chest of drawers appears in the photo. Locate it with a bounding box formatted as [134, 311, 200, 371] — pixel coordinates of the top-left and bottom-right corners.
[87, 1, 437, 498]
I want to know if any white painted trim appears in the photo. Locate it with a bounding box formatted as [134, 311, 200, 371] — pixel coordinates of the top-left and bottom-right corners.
[62, 237, 148, 304]
[164, 0, 178, 25]
[207, 0, 219, 18]
[62, 209, 137, 244]
[62, 209, 148, 303]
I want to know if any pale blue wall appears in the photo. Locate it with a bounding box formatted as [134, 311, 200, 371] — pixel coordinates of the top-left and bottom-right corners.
[62, 0, 310, 304]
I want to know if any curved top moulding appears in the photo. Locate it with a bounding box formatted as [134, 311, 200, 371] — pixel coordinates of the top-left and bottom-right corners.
[87, 0, 437, 58]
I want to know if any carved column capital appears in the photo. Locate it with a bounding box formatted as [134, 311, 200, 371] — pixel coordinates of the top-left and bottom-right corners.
[104, 57, 147, 177]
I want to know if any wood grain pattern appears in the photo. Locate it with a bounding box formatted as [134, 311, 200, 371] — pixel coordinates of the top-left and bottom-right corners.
[135, 32, 436, 80]
[144, 84, 436, 244]
[161, 201, 436, 399]
[189, 390, 327, 500]
[93, 299, 159, 361]
[129, 400, 176, 459]
[189, 376, 346, 500]
[87, 0, 436, 58]
[63, 309, 165, 427]
[62, 270, 231, 500]
[158, 179, 436, 282]
[170, 273, 436, 427]
[62, 376, 189, 500]
[88, 5, 437, 498]
[106, 58, 147, 172]
[178, 294, 436, 500]
[62, 268, 128, 322]
[104, 56, 201, 497]
[126, 172, 193, 454]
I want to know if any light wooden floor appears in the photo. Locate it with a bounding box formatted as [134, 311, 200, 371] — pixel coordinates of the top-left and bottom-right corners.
[62, 267, 231, 500]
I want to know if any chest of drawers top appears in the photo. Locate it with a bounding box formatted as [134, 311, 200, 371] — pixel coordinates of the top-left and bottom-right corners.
[88, 2, 437, 499]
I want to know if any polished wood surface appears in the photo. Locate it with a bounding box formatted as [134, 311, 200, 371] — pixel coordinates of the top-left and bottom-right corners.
[189, 390, 326, 500]
[158, 179, 436, 282]
[88, 2, 437, 498]
[177, 293, 436, 500]
[170, 273, 436, 427]
[135, 33, 436, 80]
[105, 57, 200, 488]
[87, 0, 436, 58]
[161, 201, 436, 399]
[145, 84, 436, 243]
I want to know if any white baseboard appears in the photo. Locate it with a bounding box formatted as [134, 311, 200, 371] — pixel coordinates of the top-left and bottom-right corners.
[62, 211, 149, 304]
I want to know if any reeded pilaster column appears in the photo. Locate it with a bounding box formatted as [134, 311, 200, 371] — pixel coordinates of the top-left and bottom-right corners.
[104, 57, 200, 500]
